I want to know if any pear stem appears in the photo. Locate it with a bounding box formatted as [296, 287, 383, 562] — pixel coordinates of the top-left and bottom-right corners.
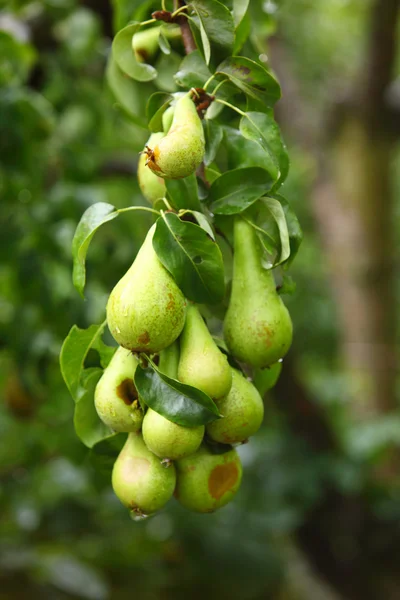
[211, 79, 229, 96]
[215, 99, 246, 117]
[116, 206, 160, 217]
[203, 74, 217, 92]
[140, 19, 156, 27]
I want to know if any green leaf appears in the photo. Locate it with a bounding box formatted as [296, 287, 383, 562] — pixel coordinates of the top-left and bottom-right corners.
[275, 194, 303, 267]
[134, 360, 221, 427]
[92, 338, 116, 369]
[153, 213, 225, 304]
[106, 56, 148, 127]
[60, 321, 107, 401]
[90, 433, 126, 476]
[240, 111, 289, 183]
[165, 173, 201, 211]
[112, 22, 157, 82]
[223, 126, 271, 170]
[209, 167, 274, 215]
[233, 9, 251, 54]
[74, 369, 112, 448]
[233, 0, 250, 27]
[158, 26, 171, 55]
[174, 50, 212, 88]
[190, 211, 215, 240]
[146, 92, 172, 132]
[203, 119, 223, 166]
[72, 202, 118, 297]
[216, 56, 280, 106]
[190, 0, 235, 61]
[261, 198, 290, 266]
[192, 13, 211, 64]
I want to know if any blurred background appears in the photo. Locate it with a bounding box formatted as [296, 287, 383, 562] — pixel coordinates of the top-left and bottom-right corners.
[1, 0, 399, 598]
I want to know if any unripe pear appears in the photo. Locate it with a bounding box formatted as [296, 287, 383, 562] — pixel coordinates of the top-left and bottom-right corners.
[206, 368, 264, 444]
[145, 94, 205, 179]
[224, 217, 293, 368]
[174, 444, 242, 513]
[132, 25, 180, 63]
[138, 132, 166, 204]
[112, 432, 176, 515]
[162, 105, 174, 133]
[107, 224, 186, 353]
[253, 361, 282, 396]
[142, 342, 204, 460]
[178, 304, 232, 399]
[94, 346, 143, 432]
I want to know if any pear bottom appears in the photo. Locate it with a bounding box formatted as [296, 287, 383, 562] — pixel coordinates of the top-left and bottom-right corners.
[174, 444, 242, 513]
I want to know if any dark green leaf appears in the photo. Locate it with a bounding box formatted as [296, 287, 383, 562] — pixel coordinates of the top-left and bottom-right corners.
[112, 22, 157, 82]
[72, 202, 118, 297]
[209, 167, 274, 215]
[74, 369, 112, 448]
[165, 173, 201, 211]
[90, 433, 126, 476]
[134, 360, 221, 427]
[223, 125, 273, 170]
[174, 50, 212, 88]
[203, 119, 223, 166]
[233, 9, 251, 54]
[190, 0, 235, 61]
[153, 213, 225, 304]
[216, 56, 280, 106]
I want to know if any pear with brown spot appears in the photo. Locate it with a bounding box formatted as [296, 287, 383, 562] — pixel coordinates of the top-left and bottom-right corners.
[107, 223, 186, 353]
[112, 432, 176, 515]
[138, 132, 165, 205]
[206, 368, 264, 444]
[95, 346, 143, 432]
[174, 444, 242, 513]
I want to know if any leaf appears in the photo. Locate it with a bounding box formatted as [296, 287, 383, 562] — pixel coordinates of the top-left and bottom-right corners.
[223, 125, 271, 170]
[165, 173, 201, 212]
[174, 50, 212, 88]
[233, 0, 250, 27]
[112, 22, 157, 82]
[153, 213, 225, 304]
[74, 369, 112, 448]
[60, 321, 107, 401]
[146, 92, 172, 132]
[190, 0, 235, 61]
[134, 360, 220, 427]
[92, 338, 116, 369]
[190, 211, 215, 240]
[90, 433, 126, 476]
[158, 26, 171, 55]
[196, 13, 211, 64]
[233, 9, 251, 54]
[261, 198, 290, 266]
[72, 202, 118, 297]
[216, 56, 280, 106]
[203, 119, 223, 166]
[209, 167, 274, 215]
[106, 56, 148, 127]
[275, 194, 303, 267]
[240, 111, 289, 183]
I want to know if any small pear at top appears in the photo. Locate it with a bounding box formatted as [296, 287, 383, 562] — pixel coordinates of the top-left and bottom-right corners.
[145, 94, 205, 179]
[224, 217, 293, 368]
[138, 132, 166, 205]
[107, 224, 186, 353]
[178, 304, 232, 400]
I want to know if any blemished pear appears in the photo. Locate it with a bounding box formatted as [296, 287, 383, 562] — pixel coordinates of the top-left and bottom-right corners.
[142, 342, 205, 460]
[107, 224, 186, 353]
[224, 217, 293, 368]
[206, 368, 264, 444]
[112, 432, 176, 515]
[178, 304, 232, 399]
[253, 361, 282, 396]
[145, 94, 205, 179]
[94, 346, 143, 432]
[174, 444, 242, 513]
[138, 132, 165, 204]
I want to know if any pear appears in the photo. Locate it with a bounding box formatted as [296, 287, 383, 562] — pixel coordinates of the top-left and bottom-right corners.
[145, 94, 205, 179]
[162, 105, 175, 133]
[112, 432, 176, 515]
[138, 132, 166, 204]
[107, 224, 186, 353]
[178, 304, 232, 399]
[142, 342, 205, 460]
[94, 346, 143, 432]
[253, 361, 282, 396]
[206, 368, 264, 444]
[224, 217, 293, 368]
[132, 25, 180, 63]
[174, 444, 242, 513]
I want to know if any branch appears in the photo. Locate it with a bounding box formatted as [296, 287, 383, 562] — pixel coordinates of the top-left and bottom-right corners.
[176, 1, 197, 54]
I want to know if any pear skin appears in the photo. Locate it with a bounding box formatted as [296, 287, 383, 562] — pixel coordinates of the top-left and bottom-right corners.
[94, 347, 143, 432]
[206, 368, 264, 444]
[162, 105, 174, 133]
[145, 94, 205, 179]
[253, 361, 282, 396]
[138, 132, 165, 204]
[224, 217, 293, 368]
[142, 341, 205, 460]
[178, 304, 232, 399]
[112, 432, 176, 515]
[174, 444, 242, 513]
[107, 224, 186, 353]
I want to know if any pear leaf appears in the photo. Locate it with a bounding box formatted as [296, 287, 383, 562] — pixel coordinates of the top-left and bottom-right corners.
[74, 369, 113, 448]
[146, 91, 172, 131]
[112, 22, 157, 82]
[216, 56, 280, 106]
[165, 173, 201, 211]
[174, 50, 212, 88]
[72, 202, 118, 297]
[190, 0, 235, 62]
[89, 433, 127, 476]
[261, 197, 290, 266]
[135, 360, 221, 427]
[203, 119, 223, 166]
[233, 0, 250, 27]
[209, 167, 274, 214]
[275, 194, 303, 267]
[190, 211, 216, 240]
[106, 56, 148, 126]
[153, 213, 225, 304]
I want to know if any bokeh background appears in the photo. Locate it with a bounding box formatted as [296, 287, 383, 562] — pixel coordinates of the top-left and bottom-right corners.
[1, 0, 399, 598]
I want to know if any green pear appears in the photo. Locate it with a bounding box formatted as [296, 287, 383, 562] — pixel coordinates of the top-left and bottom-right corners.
[142, 342, 205, 460]
[94, 346, 143, 432]
[253, 361, 282, 396]
[206, 368, 264, 444]
[224, 217, 293, 368]
[162, 105, 175, 133]
[107, 224, 186, 353]
[138, 132, 166, 204]
[145, 94, 205, 179]
[174, 444, 242, 513]
[132, 25, 180, 63]
[178, 304, 232, 399]
[112, 432, 176, 515]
